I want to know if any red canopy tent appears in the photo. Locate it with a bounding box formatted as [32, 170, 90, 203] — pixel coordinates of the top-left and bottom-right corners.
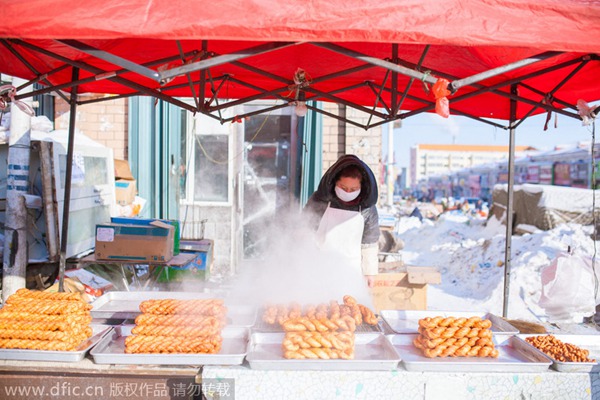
[1, 0, 599, 312]
[1, 0, 599, 127]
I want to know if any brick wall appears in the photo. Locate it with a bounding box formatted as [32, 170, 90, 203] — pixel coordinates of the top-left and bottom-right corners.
[322, 103, 345, 171]
[54, 95, 129, 160]
[320, 103, 383, 186]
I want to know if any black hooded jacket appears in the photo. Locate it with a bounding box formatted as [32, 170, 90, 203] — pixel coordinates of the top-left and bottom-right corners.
[303, 155, 380, 244]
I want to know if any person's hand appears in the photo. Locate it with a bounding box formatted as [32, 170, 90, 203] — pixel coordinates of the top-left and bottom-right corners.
[364, 275, 376, 288]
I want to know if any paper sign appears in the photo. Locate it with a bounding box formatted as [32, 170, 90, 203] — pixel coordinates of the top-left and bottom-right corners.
[96, 227, 115, 242]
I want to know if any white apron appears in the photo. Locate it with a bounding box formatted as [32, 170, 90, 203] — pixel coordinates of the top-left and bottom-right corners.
[316, 202, 364, 272]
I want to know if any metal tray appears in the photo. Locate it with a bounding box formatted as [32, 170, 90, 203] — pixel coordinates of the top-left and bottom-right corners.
[517, 334, 600, 373]
[0, 324, 112, 363]
[246, 332, 399, 370]
[90, 291, 256, 327]
[388, 334, 552, 372]
[380, 310, 519, 334]
[90, 325, 249, 365]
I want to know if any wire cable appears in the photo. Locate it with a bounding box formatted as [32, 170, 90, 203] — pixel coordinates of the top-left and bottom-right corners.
[181, 102, 279, 237]
[194, 103, 277, 166]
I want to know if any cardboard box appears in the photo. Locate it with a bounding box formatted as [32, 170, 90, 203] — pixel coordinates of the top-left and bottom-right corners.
[114, 159, 135, 180]
[94, 221, 174, 262]
[111, 217, 180, 255]
[369, 266, 441, 312]
[115, 179, 137, 205]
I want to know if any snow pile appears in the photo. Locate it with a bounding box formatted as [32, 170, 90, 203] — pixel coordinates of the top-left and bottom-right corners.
[396, 212, 598, 321]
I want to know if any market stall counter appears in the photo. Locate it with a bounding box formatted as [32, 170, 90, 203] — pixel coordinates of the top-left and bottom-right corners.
[202, 364, 600, 400]
[1, 289, 600, 400]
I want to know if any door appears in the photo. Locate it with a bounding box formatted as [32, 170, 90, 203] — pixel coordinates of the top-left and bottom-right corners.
[242, 108, 293, 258]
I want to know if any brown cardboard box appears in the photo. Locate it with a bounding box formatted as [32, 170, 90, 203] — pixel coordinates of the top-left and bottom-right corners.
[94, 221, 174, 262]
[115, 179, 137, 205]
[114, 159, 135, 180]
[369, 266, 441, 312]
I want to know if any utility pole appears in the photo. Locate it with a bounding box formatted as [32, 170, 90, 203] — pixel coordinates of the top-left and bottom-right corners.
[2, 78, 32, 302]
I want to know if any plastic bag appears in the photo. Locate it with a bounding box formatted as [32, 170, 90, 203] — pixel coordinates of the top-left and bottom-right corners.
[576, 99, 597, 126]
[432, 78, 450, 118]
[538, 251, 598, 323]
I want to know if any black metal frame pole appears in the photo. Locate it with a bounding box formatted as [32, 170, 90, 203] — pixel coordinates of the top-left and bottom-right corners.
[58, 67, 79, 293]
[158, 42, 298, 84]
[503, 83, 518, 318]
[10, 39, 197, 113]
[313, 42, 438, 85]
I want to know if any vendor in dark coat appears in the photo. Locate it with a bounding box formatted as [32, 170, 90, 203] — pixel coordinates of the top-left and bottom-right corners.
[303, 154, 380, 287]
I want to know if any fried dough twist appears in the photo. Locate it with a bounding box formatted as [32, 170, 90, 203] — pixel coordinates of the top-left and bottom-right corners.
[0, 338, 79, 351]
[139, 299, 226, 316]
[282, 316, 356, 332]
[282, 331, 354, 351]
[2, 299, 91, 315]
[134, 314, 222, 328]
[124, 335, 222, 354]
[0, 328, 83, 343]
[0, 317, 86, 333]
[283, 347, 354, 360]
[0, 311, 92, 325]
[11, 288, 83, 302]
[131, 325, 221, 337]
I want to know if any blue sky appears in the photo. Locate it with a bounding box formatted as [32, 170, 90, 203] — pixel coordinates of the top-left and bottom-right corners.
[382, 108, 599, 170]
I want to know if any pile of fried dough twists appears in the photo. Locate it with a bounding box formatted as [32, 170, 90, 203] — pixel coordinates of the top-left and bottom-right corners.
[414, 316, 499, 358]
[263, 295, 378, 360]
[125, 298, 227, 354]
[0, 288, 93, 351]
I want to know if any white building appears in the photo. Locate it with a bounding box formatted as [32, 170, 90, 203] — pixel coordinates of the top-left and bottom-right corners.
[410, 144, 537, 188]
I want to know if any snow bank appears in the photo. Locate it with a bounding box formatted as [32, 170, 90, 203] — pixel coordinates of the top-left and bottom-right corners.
[396, 212, 598, 321]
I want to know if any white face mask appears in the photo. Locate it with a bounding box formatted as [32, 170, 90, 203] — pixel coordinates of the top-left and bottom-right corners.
[335, 186, 361, 202]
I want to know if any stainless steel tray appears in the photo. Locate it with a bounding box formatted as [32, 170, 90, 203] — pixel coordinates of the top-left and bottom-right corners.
[388, 334, 552, 372]
[90, 325, 249, 365]
[518, 334, 600, 373]
[380, 310, 519, 334]
[0, 324, 112, 363]
[91, 291, 256, 327]
[246, 332, 399, 370]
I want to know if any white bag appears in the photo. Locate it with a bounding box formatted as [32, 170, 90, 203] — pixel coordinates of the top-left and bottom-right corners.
[538, 251, 598, 323]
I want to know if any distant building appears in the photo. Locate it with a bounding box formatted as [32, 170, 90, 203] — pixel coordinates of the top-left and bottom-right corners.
[410, 144, 537, 187]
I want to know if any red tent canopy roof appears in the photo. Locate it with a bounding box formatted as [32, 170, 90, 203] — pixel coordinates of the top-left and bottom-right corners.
[3, 0, 599, 52]
[1, 0, 599, 124]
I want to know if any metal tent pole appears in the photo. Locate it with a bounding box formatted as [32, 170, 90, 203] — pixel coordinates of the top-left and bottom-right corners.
[502, 84, 518, 317]
[449, 51, 562, 92]
[58, 67, 79, 292]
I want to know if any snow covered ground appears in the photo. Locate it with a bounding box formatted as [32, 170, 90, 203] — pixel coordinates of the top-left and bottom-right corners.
[394, 211, 599, 324]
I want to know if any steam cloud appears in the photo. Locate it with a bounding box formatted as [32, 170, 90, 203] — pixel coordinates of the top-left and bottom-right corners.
[230, 210, 374, 309]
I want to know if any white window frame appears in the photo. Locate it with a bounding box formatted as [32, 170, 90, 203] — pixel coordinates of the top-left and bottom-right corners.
[182, 109, 235, 207]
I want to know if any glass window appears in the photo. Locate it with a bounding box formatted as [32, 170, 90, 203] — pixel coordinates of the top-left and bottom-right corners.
[59, 154, 109, 189]
[193, 134, 229, 202]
